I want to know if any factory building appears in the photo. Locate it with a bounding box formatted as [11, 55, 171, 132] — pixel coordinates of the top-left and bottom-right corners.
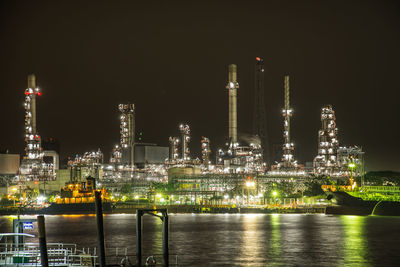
[0, 153, 20, 177]
[134, 143, 169, 168]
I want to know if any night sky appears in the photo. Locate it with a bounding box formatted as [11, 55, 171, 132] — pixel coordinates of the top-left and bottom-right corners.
[0, 0, 399, 171]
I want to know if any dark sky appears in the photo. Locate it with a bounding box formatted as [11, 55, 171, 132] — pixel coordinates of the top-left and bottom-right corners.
[0, 0, 399, 171]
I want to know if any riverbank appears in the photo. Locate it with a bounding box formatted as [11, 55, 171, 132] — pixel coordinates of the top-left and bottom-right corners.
[0, 204, 327, 215]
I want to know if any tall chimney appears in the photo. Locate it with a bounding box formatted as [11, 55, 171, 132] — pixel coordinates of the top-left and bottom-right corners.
[227, 64, 239, 144]
[28, 74, 37, 135]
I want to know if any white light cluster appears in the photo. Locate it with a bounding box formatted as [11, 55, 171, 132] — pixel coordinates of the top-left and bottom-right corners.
[118, 104, 135, 149]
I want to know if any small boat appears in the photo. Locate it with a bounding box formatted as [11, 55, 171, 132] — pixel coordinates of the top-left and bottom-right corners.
[41, 177, 114, 215]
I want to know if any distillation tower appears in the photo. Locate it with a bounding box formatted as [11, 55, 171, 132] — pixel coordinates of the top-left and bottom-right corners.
[20, 74, 54, 181]
[179, 124, 191, 162]
[313, 105, 364, 178]
[119, 104, 135, 166]
[168, 137, 180, 164]
[201, 137, 211, 167]
[253, 57, 270, 165]
[110, 145, 122, 164]
[277, 75, 298, 170]
[313, 105, 339, 175]
[24, 74, 41, 161]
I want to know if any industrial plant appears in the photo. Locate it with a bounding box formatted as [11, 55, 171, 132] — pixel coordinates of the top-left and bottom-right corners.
[0, 58, 365, 207]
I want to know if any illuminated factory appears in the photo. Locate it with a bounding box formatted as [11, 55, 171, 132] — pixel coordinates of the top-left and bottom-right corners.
[1, 59, 366, 203]
[313, 105, 364, 178]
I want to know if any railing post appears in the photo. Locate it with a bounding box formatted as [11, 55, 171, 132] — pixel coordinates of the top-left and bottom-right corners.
[37, 215, 49, 267]
[136, 209, 142, 267]
[95, 191, 106, 267]
[162, 211, 169, 267]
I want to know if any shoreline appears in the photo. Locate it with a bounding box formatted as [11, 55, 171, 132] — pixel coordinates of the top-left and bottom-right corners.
[0, 205, 327, 216]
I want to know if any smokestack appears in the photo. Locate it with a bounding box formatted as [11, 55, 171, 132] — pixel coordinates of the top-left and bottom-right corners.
[227, 64, 239, 144]
[284, 75, 290, 142]
[28, 74, 37, 134]
[28, 74, 36, 89]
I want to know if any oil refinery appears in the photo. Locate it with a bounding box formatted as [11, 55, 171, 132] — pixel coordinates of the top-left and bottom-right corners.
[0, 58, 365, 207]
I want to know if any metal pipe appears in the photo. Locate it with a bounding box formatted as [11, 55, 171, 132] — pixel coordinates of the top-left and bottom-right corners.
[162, 212, 169, 267]
[136, 209, 142, 266]
[95, 191, 106, 267]
[37, 215, 49, 267]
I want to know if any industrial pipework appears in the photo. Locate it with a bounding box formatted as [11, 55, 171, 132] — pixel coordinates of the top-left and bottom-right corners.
[169, 137, 180, 163]
[201, 137, 211, 167]
[280, 75, 296, 169]
[313, 105, 339, 175]
[20, 74, 55, 182]
[119, 104, 135, 166]
[24, 74, 42, 161]
[179, 124, 191, 161]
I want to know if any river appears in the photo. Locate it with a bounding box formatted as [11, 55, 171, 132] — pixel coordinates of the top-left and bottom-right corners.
[1, 214, 399, 266]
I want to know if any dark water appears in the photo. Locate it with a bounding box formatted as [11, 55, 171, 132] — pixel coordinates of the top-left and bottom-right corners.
[1, 214, 399, 266]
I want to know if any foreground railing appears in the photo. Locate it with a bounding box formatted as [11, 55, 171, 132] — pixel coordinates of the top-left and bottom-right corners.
[0, 243, 179, 266]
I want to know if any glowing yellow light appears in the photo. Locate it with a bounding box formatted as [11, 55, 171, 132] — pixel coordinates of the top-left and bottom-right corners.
[156, 194, 162, 198]
[135, 195, 139, 199]
[273, 191, 278, 196]
[352, 182, 357, 190]
[246, 181, 255, 187]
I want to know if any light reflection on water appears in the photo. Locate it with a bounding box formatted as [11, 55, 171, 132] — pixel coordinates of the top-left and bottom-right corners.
[340, 216, 370, 267]
[0, 214, 399, 266]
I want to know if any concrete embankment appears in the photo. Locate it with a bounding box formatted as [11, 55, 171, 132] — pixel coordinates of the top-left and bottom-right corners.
[0, 205, 327, 215]
[113, 204, 326, 214]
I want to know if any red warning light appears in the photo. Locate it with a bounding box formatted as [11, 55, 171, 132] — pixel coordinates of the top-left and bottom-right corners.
[37, 92, 42, 96]
[256, 57, 261, 61]
[24, 91, 30, 96]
